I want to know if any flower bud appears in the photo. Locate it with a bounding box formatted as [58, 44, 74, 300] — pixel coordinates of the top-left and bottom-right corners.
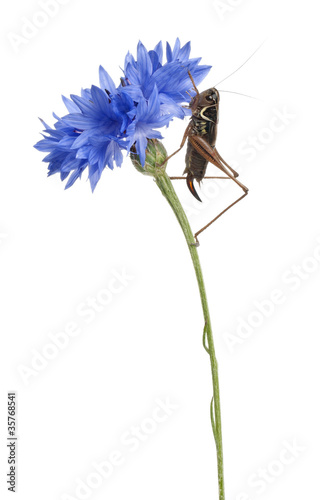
[130, 139, 168, 177]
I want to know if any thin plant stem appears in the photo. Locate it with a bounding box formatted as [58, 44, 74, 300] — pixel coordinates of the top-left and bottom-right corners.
[154, 170, 225, 500]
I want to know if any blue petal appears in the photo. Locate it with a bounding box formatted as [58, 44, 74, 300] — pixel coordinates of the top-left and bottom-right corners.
[76, 146, 91, 159]
[124, 51, 137, 72]
[171, 38, 181, 61]
[159, 93, 185, 119]
[179, 41, 191, 61]
[60, 171, 69, 181]
[136, 134, 148, 166]
[65, 167, 85, 189]
[58, 136, 76, 148]
[91, 85, 110, 115]
[70, 95, 95, 115]
[61, 153, 79, 172]
[99, 66, 116, 95]
[137, 41, 153, 82]
[166, 41, 173, 63]
[147, 85, 160, 119]
[148, 50, 161, 73]
[153, 40, 163, 65]
[71, 129, 94, 149]
[88, 164, 102, 192]
[120, 85, 144, 102]
[125, 62, 140, 86]
[62, 95, 80, 113]
[63, 114, 99, 129]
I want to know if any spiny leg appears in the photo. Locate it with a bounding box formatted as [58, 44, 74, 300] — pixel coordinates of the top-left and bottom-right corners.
[192, 192, 248, 246]
[215, 149, 239, 178]
[157, 122, 192, 168]
[186, 135, 249, 246]
[169, 173, 248, 246]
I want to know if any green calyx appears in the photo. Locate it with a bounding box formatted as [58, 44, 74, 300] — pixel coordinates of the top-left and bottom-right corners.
[130, 139, 168, 177]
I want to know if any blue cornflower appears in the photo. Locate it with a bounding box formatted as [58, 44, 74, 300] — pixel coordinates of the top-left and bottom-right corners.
[34, 39, 211, 191]
[35, 72, 132, 191]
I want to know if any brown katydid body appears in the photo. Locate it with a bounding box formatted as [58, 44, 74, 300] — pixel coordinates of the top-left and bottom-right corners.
[184, 83, 248, 201]
[184, 87, 221, 201]
[164, 72, 249, 245]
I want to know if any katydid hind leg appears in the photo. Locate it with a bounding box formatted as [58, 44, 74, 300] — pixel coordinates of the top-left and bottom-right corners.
[215, 149, 239, 178]
[191, 192, 248, 246]
[189, 135, 248, 193]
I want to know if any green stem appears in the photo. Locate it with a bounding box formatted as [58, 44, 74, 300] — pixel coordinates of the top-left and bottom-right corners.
[155, 170, 225, 500]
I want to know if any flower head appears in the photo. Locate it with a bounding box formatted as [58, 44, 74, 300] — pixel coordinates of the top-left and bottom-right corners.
[34, 39, 211, 191]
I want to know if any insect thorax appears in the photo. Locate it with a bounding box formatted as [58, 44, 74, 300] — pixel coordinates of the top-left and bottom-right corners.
[199, 105, 218, 123]
[192, 114, 217, 143]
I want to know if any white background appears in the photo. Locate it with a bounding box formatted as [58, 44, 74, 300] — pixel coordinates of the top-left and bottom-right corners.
[1, 0, 319, 499]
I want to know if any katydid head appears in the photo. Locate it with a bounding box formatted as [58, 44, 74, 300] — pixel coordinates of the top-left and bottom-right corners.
[190, 88, 220, 116]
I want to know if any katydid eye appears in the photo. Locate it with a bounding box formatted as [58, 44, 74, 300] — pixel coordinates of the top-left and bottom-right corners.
[206, 94, 214, 102]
